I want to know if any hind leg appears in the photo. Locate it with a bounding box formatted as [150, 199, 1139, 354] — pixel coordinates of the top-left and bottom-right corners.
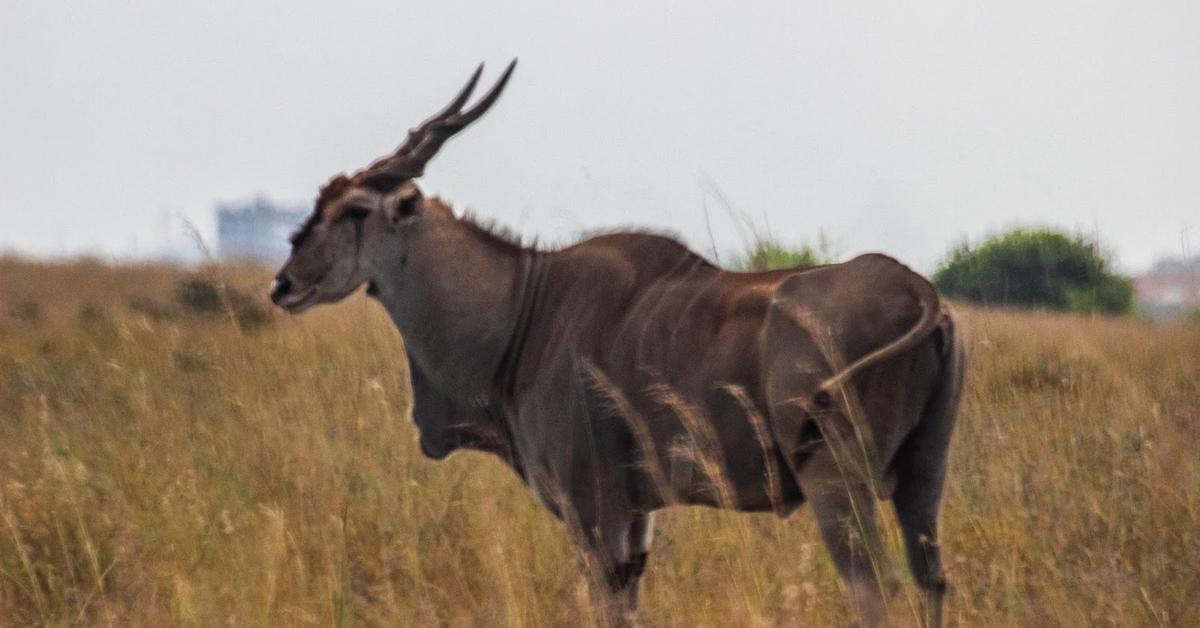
[893, 480, 947, 628]
[892, 438, 951, 627]
[797, 449, 895, 628]
[892, 369, 958, 625]
[893, 320, 961, 627]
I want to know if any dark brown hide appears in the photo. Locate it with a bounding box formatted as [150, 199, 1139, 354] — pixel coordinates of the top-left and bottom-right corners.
[392, 225, 962, 625]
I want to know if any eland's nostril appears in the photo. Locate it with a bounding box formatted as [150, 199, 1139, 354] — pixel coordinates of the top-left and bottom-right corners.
[270, 276, 292, 303]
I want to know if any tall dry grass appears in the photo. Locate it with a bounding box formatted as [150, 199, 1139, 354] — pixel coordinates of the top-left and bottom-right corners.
[0, 258, 1197, 626]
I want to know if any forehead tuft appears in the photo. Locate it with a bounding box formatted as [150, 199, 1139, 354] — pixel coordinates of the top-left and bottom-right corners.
[316, 174, 355, 212]
[290, 173, 359, 245]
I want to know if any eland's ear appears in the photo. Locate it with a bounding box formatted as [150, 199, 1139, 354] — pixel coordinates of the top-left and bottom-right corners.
[384, 185, 423, 224]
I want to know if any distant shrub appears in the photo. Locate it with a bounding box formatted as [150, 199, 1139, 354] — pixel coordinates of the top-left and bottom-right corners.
[174, 276, 272, 330]
[172, 347, 212, 372]
[78, 302, 119, 340]
[235, 302, 270, 331]
[77, 302, 108, 324]
[8, 300, 42, 324]
[934, 229, 1133, 315]
[175, 278, 224, 315]
[126, 295, 175, 321]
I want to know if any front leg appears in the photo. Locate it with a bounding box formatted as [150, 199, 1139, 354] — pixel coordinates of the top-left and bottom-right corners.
[577, 511, 656, 627]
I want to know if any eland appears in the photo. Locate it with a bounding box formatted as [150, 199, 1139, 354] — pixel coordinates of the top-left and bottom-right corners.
[270, 60, 964, 626]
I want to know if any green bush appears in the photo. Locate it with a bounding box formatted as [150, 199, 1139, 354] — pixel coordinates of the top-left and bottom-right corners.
[736, 236, 832, 271]
[934, 229, 1133, 314]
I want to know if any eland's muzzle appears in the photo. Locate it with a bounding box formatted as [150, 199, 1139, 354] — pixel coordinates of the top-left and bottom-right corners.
[269, 275, 292, 305]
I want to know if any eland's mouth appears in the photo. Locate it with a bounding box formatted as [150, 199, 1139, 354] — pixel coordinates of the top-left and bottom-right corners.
[275, 285, 318, 313]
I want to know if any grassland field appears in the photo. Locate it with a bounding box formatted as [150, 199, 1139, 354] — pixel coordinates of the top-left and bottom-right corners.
[0, 257, 1197, 626]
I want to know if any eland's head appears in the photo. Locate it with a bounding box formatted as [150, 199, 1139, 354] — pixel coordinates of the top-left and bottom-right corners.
[269, 60, 517, 313]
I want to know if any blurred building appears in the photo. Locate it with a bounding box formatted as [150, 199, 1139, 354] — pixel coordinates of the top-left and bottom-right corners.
[1134, 256, 1199, 319]
[216, 196, 306, 262]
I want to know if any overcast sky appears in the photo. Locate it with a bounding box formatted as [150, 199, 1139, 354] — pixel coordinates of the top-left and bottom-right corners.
[2, 1, 1197, 272]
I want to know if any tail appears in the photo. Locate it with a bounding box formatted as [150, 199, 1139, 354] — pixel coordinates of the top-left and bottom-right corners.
[819, 275, 943, 394]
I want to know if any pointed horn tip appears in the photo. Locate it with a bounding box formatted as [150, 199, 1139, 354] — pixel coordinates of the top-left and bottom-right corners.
[459, 64, 484, 96]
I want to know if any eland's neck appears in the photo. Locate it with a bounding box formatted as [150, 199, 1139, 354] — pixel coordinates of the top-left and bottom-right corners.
[370, 212, 542, 405]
